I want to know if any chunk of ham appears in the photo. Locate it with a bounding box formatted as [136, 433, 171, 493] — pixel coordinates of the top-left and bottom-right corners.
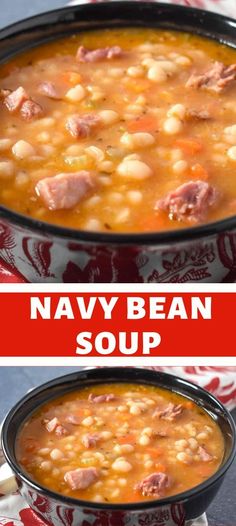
[76, 45, 122, 63]
[45, 417, 60, 433]
[35, 171, 93, 211]
[65, 414, 80, 425]
[88, 393, 116, 403]
[20, 99, 43, 121]
[186, 61, 236, 93]
[199, 446, 213, 462]
[38, 81, 61, 99]
[82, 433, 100, 448]
[135, 472, 171, 498]
[55, 425, 68, 437]
[4, 86, 28, 112]
[153, 403, 183, 421]
[64, 467, 99, 490]
[66, 114, 100, 139]
[156, 180, 219, 223]
[3, 86, 43, 120]
[45, 417, 67, 435]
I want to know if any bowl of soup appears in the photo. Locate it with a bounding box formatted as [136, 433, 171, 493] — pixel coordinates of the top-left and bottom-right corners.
[1, 3, 236, 282]
[1, 367, 235, 525]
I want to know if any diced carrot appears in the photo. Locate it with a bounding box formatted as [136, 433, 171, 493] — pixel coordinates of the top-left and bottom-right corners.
[77, 408, 91, 417]
[154, 462, 167, 473]
[175, 138, 203, 155]
[184, 400, 195, 410]
[118, 434, 136, 444]
[160, 90, 173, 103]
[146, 447, 164, 459]
[127, 115, 158, 133]
[138, 213, 167, 232]
[191, 163, 209, 181]
[228, 199, 236, 213]
[196, 465, 214, 477]
[25, 441, 39, 453]
[128, 492, 143, 502]
[62, 72, 82, 85]
[124, 78, 150, 93]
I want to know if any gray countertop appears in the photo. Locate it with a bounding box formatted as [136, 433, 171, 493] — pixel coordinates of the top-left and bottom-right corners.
[0, 366, 235, 526]
[0, 0, 66, 29]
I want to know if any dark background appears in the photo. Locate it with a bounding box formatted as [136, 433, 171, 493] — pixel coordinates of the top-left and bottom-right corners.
[0, 367, 235, 525]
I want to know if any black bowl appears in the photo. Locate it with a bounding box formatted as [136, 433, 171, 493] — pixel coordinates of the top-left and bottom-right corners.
[2, 367, 236, 525]
[1, 3, 236, 282]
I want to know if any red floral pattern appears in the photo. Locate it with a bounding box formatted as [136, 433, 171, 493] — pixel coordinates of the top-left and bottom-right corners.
[2, 216, 236, 283]
[0, 495, 189, 526]
[22, 239, 54, 279]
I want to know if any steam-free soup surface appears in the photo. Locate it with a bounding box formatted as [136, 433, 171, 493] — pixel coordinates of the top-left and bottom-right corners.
[17, 383, 224, 503]
[2, 29, 236, 232]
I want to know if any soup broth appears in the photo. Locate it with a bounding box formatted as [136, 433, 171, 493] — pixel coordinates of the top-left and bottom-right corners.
[2, 28, 236, 232]
[16, 383, 224, 503]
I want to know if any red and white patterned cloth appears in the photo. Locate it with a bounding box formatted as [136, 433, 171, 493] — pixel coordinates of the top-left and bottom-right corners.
[0, 493, 208, 526]
[150, 366, 236, 410]
[0, 366, 235, 524]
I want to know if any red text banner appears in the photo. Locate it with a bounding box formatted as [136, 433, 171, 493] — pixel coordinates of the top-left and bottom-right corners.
[0, 288, 235, 357]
